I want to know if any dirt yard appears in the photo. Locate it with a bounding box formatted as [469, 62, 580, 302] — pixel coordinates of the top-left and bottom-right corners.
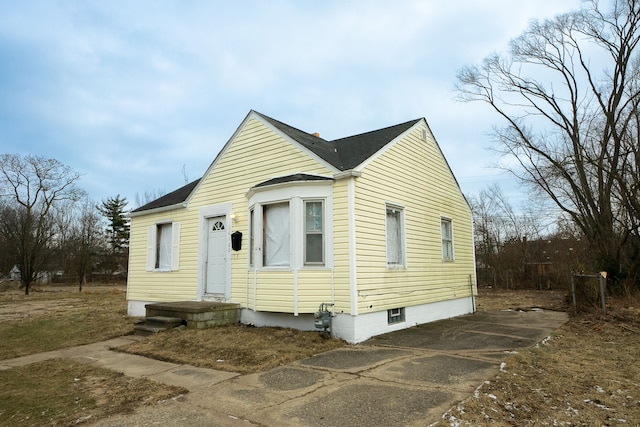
[0, 282, 126, 322]
[2, 282, 639, 425]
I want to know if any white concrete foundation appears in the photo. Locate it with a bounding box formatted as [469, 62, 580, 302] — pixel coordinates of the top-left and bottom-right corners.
[128, 300, 154, 317]
[238, 296, 475, 344]
[240, 310, 316, 331]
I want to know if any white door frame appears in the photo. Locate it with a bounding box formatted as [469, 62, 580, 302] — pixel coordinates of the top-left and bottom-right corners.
[198, 203, 232, 301]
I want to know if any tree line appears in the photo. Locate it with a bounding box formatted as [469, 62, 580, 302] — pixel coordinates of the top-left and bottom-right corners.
[0, 154, 130, 294]
[458, 0, 640, 294]
[3, 1, 640, 297]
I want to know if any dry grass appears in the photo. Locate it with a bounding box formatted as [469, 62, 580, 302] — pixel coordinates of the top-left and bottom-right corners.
[0, 358, 187, 427]
[0, 285, 137, 359]
[118, 324, 346, 374]
[433, 287, 640, 426]
[2, 283, 640, 425]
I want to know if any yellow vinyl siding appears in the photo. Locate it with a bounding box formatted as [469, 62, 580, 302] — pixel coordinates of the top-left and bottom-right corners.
[354, 126, 475, 313]
[252, 270, 295, 311]
[127, 209, 199, 302]
[128, 115, 338, 313]
[330, 179, 351, 314]
[296, 269, 334, 313]
[128, 114, 476, 320]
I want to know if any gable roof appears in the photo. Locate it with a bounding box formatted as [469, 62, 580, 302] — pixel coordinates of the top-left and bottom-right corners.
[255, 111, 420, 171]
[131, 111, 422, 214]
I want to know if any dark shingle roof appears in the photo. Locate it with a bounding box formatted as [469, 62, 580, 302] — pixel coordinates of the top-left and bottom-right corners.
[254, 173, 334, 188]
[131, 179, 200, 213]
[256, 111, 420, 171]
[255, 112, 343, 167]
[133, 111, 421, 213]
[331, 119, 421, 170]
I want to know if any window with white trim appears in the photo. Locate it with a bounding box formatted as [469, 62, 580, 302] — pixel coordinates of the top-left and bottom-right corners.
[247, 180, 332, 270]
[263, 202, 290, 267]
[304, 200, 324, 265]
[146, 222, 180, 271]
[386, 205, 405, 266]
[441, 218, 454, 261]
[388, 307, 405, 324]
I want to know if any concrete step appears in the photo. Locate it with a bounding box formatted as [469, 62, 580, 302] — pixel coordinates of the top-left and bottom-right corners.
[134, 316, 185, 336]
[145, 301, 241, 329]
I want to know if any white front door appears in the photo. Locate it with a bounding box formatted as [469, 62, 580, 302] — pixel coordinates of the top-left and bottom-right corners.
[205, 216, 227, 296]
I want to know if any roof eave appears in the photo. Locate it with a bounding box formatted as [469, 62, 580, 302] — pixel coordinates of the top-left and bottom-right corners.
[128, 202, 188, 218]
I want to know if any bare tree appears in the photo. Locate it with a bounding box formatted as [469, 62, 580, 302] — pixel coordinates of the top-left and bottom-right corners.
[68, 199, 103, 291]
[134, 188, 166, 208]
[469, 184, 546, 288]
[456, 0, 640, 291]
[0, 154, 84, 294]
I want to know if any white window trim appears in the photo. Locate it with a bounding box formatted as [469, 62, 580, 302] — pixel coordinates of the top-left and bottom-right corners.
[304, 199, 325, 266]
[441, 217, 454, 261]
[247, 182, 333, 270]
[388, 307, 406, 324]
[146, 221, 180, 272]
[385, 203, 406, 268]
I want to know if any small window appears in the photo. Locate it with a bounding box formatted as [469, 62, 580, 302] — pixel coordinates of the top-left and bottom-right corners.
[386, 205, 404, 266]
[147, 222, 180, 272]
[155, 223, 172, 270]
[388, 307, 405, 324]
[305, 200, 324, 265]
[441, 218, 454, 261]
[263, 202, 290, 266]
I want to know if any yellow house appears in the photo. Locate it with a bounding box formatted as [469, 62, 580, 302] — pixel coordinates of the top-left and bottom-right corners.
[127, 110, 476, 343]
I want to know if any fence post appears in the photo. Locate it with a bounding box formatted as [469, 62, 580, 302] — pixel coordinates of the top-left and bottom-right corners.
[570, 273, 576, 311]
[599, 272, 607, 316]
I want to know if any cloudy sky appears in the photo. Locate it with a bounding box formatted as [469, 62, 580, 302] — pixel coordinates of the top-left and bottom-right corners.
[0, 0, 582, 209]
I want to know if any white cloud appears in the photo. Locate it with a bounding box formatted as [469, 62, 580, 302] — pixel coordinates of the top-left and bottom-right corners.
[0, 0, 584, 205]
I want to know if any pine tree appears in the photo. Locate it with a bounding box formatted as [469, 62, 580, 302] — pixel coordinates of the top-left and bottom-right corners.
[98, 195, 130, 278]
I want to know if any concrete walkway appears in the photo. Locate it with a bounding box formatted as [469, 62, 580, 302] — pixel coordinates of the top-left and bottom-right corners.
[0, 309, 568, 426]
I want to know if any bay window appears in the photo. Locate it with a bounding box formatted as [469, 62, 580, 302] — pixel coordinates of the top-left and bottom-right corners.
[247, 185, 332, 269]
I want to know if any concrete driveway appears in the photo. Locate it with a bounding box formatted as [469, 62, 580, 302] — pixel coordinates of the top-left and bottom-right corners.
[1, 309, 568, 426]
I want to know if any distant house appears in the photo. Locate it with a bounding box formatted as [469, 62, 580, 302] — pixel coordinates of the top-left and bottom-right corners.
[8, 265, 52, 284]
[9, 265, 20, 281]
[127, 110, 476, 343]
